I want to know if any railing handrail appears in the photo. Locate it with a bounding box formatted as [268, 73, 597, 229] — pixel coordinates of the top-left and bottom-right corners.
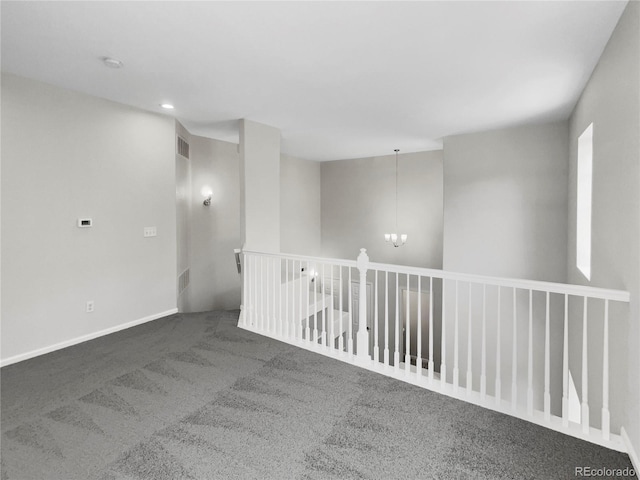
[368, 260, 630, 303]
[242, 249, 357, 268]
[240, 247, 631, 451]
[243, 249, 630, 303]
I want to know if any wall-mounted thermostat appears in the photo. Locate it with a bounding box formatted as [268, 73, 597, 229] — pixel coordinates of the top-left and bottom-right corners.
[77, 218, 93, 228]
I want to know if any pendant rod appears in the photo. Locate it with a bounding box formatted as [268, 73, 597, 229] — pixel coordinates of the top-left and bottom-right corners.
[395, 149, 399, 233]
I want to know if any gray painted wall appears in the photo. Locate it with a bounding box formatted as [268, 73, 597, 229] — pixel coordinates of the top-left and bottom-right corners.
[321, 150, 443, 267]
[443, 121, 569, 281]
[187, 136, 241, 312]
[567, 0, 639, 453]
[281, 154, 322, 256]
[1, 74, 177, 363]
[442, 121, 569, 410]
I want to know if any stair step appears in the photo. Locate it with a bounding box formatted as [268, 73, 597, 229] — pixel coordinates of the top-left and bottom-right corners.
[313, 310, 350, 341]
[330, 310, 350, 336]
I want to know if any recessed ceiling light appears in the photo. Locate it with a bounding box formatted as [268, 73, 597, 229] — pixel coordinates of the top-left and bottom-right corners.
[102, 57, 123, 69]
[160, 104, 175, 110]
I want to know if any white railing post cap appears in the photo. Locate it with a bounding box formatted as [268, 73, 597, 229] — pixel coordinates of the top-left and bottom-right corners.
[357, 248, 369, 271]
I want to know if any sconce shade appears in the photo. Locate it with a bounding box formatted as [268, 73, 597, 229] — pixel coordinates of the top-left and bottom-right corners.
[201, 185, 213, 206]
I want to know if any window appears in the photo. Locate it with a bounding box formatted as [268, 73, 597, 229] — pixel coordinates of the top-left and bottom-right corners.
[576, 123, 593, 280]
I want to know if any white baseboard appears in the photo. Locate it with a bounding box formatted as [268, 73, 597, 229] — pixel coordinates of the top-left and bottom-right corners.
[0, 308, 178, 367]
[621, 427, 640, 476]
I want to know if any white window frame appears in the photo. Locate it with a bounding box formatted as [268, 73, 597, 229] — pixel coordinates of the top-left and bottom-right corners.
[576, 123, 593, 280]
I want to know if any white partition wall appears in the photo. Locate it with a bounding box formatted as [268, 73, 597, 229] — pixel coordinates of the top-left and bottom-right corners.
[240, 119, 281, 254]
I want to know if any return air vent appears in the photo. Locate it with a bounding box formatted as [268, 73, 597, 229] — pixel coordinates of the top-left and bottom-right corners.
[178, 268, 190, 295]
[177, 135, 190, 159]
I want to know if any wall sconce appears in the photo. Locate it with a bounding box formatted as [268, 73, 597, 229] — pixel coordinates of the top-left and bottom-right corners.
[201, 186, 213, 206]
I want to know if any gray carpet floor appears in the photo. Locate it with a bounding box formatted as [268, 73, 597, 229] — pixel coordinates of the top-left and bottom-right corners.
[1, 310, 635, 480]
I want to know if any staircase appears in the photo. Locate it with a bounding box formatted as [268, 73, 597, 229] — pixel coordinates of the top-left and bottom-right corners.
[248, 267, 351, 345]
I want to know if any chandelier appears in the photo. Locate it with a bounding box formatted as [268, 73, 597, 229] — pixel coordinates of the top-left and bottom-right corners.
[385, 149, 407, 247]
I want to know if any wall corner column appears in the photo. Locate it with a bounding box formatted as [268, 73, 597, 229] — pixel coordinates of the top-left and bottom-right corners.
[240, 119, 281, 254]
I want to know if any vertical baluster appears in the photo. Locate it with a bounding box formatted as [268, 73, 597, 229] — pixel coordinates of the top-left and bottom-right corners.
[271, 258, 280, 335]
[278, 258, 283, 337]
[405, 274, 411, 376]
[272, 258, 276, 334]
[581, 296, 590, 434]
[384, 271, 390, 367]
[273, 258, 278, 334]
[416, 275, 422, 381]
[272, 258, 276, 335]
[322, 263, 327, 348]
[495, 286, 502, 405]
[298, 260, 303, 341]
[253, 255, 260, 329]
[481, 284, 487, 399]
[280, 258, 291, 340]
[306, 260, 311, 344]
[544, 291, 551, 421]
[252, 255, 257, 328]
[313, 263, 318, 346]
[289, 260, 293, 337]
[241, 253, 247, 327]
[289, 259, 293, 339]
[429, 276, 434, 384]
[441, 280, 447, 389]
[512, 287, 518, 411]
[260, 256, 265, 331]
[329, 265, 335, 351]
[562, 294, 569, 426]
[273, 258, 277, 334]
[374, 270, 379, 365]
[466, 282, 473, 395]
[253, 255, 257, 328]
[602, 299, 610, 441]
[268, 257, 272, 333]
[395, 273, 400, 371]
[255, 256, 258, 328]
[454, 280, 459, 393]
[244, 254, 250, 327]
[339, 266, 344, 352]
[528, 289, 533, 415]
[292, 260, 296, 338]
[348, 267, 353, 355]
[271, 258, 275, 333]
[241, 252, 251, 327]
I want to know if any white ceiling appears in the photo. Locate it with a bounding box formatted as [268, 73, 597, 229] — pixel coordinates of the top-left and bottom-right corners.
[1, 1, 628, 161]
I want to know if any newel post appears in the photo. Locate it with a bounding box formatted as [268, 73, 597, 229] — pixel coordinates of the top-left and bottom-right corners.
[356, 248, 371, 363]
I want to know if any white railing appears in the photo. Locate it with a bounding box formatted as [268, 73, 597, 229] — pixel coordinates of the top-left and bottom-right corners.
[239, 248, 631, 452]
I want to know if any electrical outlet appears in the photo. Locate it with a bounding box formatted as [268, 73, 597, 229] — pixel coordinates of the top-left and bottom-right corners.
[86, 300, 94, 313]
[144, 226, 157, 237]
